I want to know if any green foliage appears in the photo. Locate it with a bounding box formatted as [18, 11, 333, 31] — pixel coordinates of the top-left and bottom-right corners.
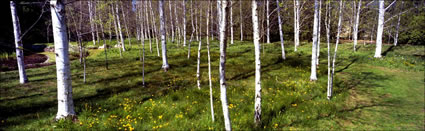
[399, 11, 425, 45]
[0, 39, 423, 130]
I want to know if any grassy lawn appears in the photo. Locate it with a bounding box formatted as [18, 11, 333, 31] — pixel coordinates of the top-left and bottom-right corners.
[0, 38, 423, 130]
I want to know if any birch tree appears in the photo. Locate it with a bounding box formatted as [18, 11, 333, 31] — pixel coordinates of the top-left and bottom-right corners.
[168, 1, 175, 43]
[325, 0, 332, 100]
[393, 1, 403, 46]
[316, 0, 322, 65]
[149, 0, 160, 57]
[121, 3, 131, 47]
[115, 2, 126, 52]
[230, 1, 234, 44]
[375, 0, 396, 58]
[266, 0, 270, 44]
[352, 0, 362, 51]
[276, 0, 286, 60]
[88, 1, 96, 45]
[329, 0, 344, 100]
[205, 0, 215, 121]
[143, 1, 152, 53]
[293, 0, 300, 51]
[310, 0, 319, 81]
[240, 0, 243, 41]
[50, 0, 76, 120]
[10, 1, 28, 84]
[218, 0, 231, 130]
[252, 0, 262, 125]
[159, 0, 170, 71]
[183, 0, 187, 46]
[111, 4, 122, 57]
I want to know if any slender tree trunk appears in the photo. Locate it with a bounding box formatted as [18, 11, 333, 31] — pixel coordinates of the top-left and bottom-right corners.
[82, 45, 86, 83]
[143, 1, 152, 53]
[374, 0, 384, 58]
[325, 1, 332, 100]
[230, 1, 234, 44]
[168, 1, 175, 43]
[276, 0, 286, 60]
[98, 8, 108, 70]
[183, 0, 187, 46]
[393, 1, 403, 46]
[195, 3, 199, 41]
[252, 0, 262, 126]
[121, 3, 131, 48]
[330, 0, 344, 99]
[159, 0, 169, 71]
[310, 0, 319, 81]
[219, 0, 231, 130]
[353, 0, 362, 51]
[266, 0, 270, 44]
[112, 4, 122, 57]
[294, 0, 300, 51]
[149, 0, 160, 57]
[174, 1, 181, 45]
[115, 2, 126, 52]
[316, 0, 321, 65]
[196, 35, 202, 89]
[10, 1, 28, 84]
[240, 0, 243, 41]
[88, 1, 96, 45]
[206, 0, 215, 121]
[51, 0, 76, 120]
[94, 2, 100, 45]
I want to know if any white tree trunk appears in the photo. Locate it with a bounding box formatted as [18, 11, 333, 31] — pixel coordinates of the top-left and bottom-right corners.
[374, 0, 385, 58]
[159, 0, 169, 71]
[10, 1, 28, 84]
[240, 0, 243, 41]
[252, 0, 262, 125]
[121, 3, 131, 47]
[115, 3, 126, 52]
[266, 0, 270, 44]
[316, 0, 321, 65]
[143, 1, 152, 53]
[174, 1, 181, 45]
[196, 38, 202, 89]
[169, 1, 175, 43]
[98, 11, 108, 70]
[325, 1, 332, 100]
[88, 1, 96, 45]
[310, 0, 319, 81]
[294, 0, 300, 51]
[183, 0, 187, 46]
[206, 0, 215, 121]
[394, 1, 403, 46]
[51, 0, 76, 120]
[353, 0, 362, 51]
[149, 0, 160, 57]
[219, 0, 231, 130]
[276, 0, 286, 60]
[329, 0, 344, 99]
[230, 1, 234, 44]
[111, 4, 122, 57]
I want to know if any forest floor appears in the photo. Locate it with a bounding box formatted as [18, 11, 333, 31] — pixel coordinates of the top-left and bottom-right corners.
[0, 38, 423, 130]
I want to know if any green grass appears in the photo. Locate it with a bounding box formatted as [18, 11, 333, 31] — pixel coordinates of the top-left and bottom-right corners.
[0, 38, 423, 130]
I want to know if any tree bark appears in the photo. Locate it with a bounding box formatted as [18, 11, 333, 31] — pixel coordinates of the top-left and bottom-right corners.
[393, 1, 403, 46]
[183, 0, 187, 46]
[88, 1, 96, 45]
[374, 0, 385, 58]
[115, 2, 126, 52]
[169, 1, 175, 43]
[316, 0, 321, 65]
[149, 0, 160, 57]
[310, 0, 319, 81]
[10, 1, 28, 84]
[330, 0, 344, 99]
[159, 0, 169, 71]
[240, 0, 243, 41]
[353, 0, 362, 51]
[218, 1, 231, 130]
[230, 1, 234, 44]
[266, 0, 270, 44]
[51, 0, 76, 120]
[293, 0, 300, 51]
[325, 0, 332, 100]
[252, 0, 262, 126]
[276, 0, 286, 60]
[121, 3, 131, 47]
[206, 0, 215, 122]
